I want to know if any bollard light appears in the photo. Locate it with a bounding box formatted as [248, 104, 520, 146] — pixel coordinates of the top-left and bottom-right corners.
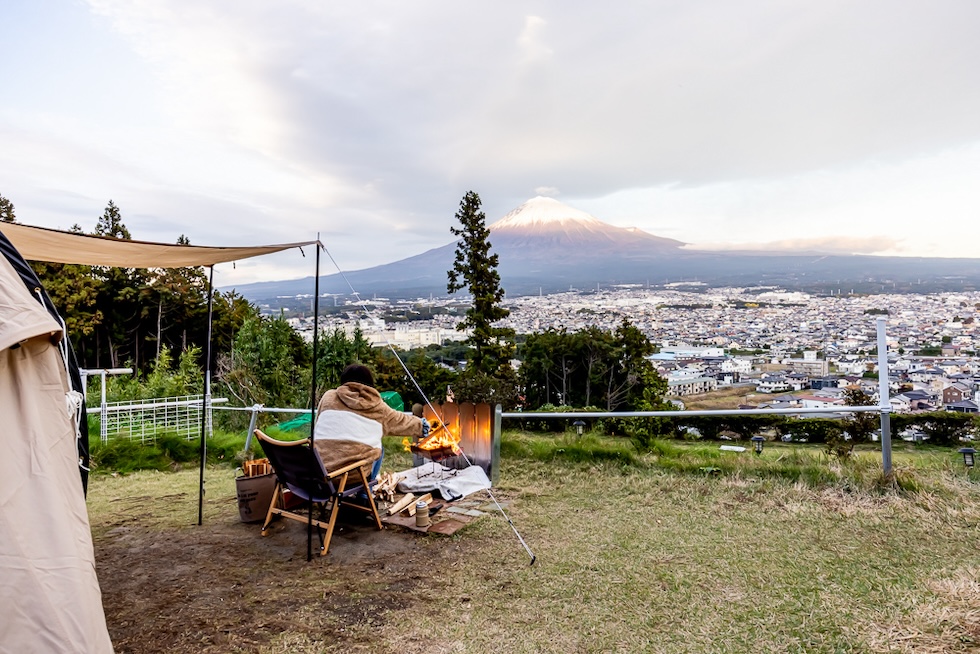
[573, 419, 586, 437]
[958, 447, 976, 469]
[751, 435, 765, 455]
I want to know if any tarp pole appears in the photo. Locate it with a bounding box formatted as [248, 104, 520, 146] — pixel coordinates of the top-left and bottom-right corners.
[198, 265, 215, 526]
[310, 239, 322, 434]
[307, 238, 321, 562]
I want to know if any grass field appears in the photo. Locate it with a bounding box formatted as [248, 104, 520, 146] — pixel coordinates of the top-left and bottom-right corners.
[88, 433, 980, 653]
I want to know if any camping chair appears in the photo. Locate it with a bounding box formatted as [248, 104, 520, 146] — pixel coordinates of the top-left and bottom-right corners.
[254, 430, 383, 557]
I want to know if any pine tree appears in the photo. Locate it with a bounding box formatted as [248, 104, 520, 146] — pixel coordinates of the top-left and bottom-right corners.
[0, 194, 15, 223]
[447, 191, 514, 375]
[92, 201, 145, 367]
[95, 200, 131, 239]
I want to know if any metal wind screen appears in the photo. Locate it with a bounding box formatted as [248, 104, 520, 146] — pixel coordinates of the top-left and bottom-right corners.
[418, 402, 497, 476]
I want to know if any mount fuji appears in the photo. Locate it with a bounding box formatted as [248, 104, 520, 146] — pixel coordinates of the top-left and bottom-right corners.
[228, 196, 980, 302]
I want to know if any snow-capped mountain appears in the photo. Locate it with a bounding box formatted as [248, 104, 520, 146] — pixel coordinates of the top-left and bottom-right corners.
[489, 196, 684, 253]
[227, 197, 980, 301]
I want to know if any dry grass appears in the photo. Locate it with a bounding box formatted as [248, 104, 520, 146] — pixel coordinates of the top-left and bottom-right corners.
[861, 568, 980, 653]
[679, 386, 763, 411]
[88, 445, 980, 653]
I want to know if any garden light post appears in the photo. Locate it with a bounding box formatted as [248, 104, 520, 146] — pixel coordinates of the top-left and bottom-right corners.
[751, 435, 765, 455]
[958, 447, 976, 469]
[573, 420, 586, 437]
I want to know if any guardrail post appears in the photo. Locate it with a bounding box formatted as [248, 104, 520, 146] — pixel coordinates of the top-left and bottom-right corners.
[243, 404, 264, 453]
[100, 370, 108, 443]
[876, 317, 893, 475]
[492, 403, 502, 484]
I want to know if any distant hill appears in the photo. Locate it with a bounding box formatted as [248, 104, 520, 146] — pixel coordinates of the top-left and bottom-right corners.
[226, 196, 980, 304]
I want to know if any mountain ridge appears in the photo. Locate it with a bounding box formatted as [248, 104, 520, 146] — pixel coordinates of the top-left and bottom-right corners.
[225, 197, 980, 302]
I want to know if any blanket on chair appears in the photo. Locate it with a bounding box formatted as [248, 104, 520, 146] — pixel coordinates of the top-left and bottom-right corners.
[313, 409, 383, 473]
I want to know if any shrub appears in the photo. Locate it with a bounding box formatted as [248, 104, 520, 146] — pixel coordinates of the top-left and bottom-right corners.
[89, 430, 247, 474]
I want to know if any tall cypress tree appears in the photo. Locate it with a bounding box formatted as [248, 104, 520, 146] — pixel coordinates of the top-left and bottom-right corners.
[447, 190, 514, 375]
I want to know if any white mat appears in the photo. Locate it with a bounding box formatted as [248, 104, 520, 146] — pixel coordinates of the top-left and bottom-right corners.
[396, 463, 492, 501]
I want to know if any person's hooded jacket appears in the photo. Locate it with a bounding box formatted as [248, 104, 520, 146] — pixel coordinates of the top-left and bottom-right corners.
[314, 382, 423, 470]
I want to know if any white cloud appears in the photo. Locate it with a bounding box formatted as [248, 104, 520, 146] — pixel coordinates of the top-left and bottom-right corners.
[2, 1, 980, 284]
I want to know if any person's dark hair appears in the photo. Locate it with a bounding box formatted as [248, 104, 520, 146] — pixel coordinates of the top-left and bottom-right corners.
[340, 364, 375, 388]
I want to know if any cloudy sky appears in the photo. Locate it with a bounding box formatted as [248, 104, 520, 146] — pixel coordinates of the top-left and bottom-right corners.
[3, 1, 980, 286]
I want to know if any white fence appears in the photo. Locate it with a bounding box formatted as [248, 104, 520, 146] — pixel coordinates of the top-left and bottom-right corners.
[94, 395, 227, 443]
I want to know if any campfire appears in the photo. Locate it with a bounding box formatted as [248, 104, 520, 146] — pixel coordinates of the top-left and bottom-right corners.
[404, 419, 462, 463]
[401, 403, 498, 480]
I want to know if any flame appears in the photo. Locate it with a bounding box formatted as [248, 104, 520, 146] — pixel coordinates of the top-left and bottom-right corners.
[415, 419, 462, 454]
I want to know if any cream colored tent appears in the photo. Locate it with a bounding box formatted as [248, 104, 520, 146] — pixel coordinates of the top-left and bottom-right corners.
[0, 251, 114, 652]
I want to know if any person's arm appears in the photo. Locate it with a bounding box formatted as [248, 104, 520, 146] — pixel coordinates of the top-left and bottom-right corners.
[378, 403, 424, 437]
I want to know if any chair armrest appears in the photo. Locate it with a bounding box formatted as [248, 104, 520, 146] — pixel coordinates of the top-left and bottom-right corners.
[254, 429, 311, 448]
[326, 457, 377, 478]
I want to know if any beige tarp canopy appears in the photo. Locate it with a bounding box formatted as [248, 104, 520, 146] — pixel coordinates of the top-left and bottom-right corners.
[2, 221, 318, 267]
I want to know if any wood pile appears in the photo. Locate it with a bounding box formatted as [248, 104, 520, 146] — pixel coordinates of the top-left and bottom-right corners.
[385, 492, 433, 517]
[241, 458, 271, 477]
[372, 471, 403, 503]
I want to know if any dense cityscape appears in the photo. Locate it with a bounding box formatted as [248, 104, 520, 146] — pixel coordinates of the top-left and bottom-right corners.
[279, 286, 980, 412]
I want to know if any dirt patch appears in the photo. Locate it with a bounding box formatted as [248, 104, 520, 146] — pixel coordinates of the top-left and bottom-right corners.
[95, 505, 464, 653]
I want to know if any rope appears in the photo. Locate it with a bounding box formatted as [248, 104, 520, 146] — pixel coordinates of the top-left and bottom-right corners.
[320, 244, 536, 565]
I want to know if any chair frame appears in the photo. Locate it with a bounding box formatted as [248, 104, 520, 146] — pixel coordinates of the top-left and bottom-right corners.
[254, 430, 383, 557]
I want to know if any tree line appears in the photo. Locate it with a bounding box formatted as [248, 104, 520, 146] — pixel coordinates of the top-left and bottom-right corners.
[3, 195, 254, 371]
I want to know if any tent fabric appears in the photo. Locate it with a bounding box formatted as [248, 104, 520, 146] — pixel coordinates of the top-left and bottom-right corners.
[2, 221, 317, 268]
[0, 254, 113, 653]
[1, 228, 92, 494]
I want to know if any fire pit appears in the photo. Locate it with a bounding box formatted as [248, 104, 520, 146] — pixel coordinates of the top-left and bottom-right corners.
[409, 416, 463, 463]
[408, 403, 498, 480]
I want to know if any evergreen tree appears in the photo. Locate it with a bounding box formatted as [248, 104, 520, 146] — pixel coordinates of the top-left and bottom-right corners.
[315, 326, 373, 394]
[520, 320, 666, 412]
[0, 194, 15, 223]
[94, 200, 131, 239]
[447, 191, 515, 376]
[210, 290, 258, 368]
[91, 201, 149, 367]
[142, 235, 208, 360]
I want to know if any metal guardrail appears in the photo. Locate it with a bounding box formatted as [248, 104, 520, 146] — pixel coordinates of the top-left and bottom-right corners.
[211, 404, 314, 452]
[498, 318, 899, 474]
[500, 406, 884, 419]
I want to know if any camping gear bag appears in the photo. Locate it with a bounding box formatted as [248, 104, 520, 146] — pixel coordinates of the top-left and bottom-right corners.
[236, 462, 277, 523]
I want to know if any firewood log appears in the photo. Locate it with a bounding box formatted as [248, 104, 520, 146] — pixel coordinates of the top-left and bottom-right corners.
[388, 493, 416, 516]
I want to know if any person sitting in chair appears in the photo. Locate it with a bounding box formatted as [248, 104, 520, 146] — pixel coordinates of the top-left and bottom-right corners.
[314, 364, 428, 482]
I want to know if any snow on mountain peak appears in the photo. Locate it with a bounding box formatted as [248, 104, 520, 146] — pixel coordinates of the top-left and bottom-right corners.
[489, 196, 605, 230]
